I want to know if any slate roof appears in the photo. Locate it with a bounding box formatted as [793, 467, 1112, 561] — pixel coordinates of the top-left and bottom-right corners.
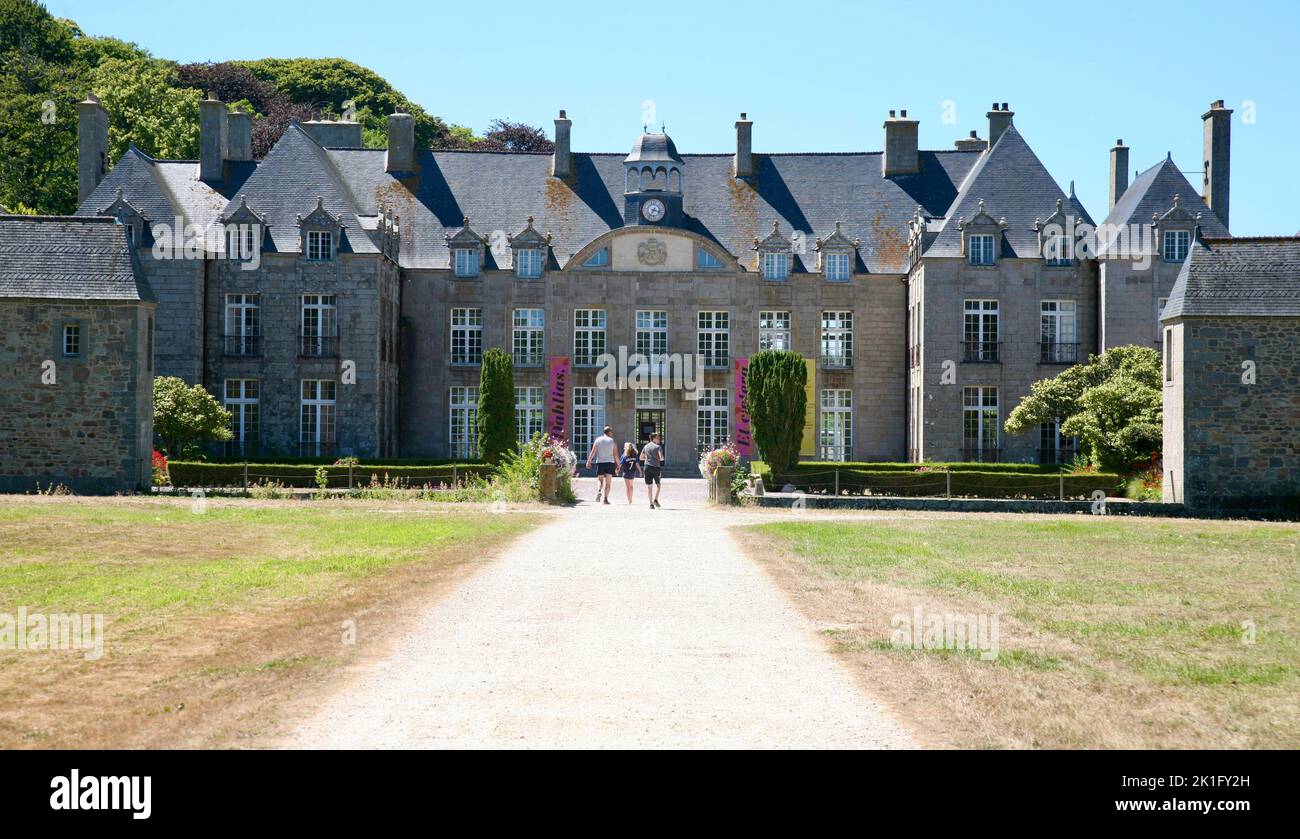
[625, 132, 683, 165]
[925, 125, 1093, 258]
[75, 120, 1120, 273]
[1162, 237, 1300, 319]
[0, 215, 153, 301]
[1099, 156, 1229, 254]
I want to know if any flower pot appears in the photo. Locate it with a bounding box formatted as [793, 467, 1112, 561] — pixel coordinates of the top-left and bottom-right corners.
[539, 462, 559, 503]
[710, 465, 736, 504]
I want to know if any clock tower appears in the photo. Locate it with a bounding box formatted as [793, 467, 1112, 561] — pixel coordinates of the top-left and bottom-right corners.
[623, 132, 685, 227]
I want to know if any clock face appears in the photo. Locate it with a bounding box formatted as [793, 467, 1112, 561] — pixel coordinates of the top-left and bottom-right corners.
[641, 198, 666, 222]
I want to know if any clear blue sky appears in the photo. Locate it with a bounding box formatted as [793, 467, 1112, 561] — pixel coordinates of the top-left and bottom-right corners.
[47, 0, 1300, 234]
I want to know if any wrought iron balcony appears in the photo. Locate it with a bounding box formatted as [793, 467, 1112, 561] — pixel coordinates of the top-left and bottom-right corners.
[1040, 342, 1079, 364]
[223, 334, 260, 357]
[300, 334, 339, 358]
[820, 352, 853, 370]
[962, 340, 1001, 363]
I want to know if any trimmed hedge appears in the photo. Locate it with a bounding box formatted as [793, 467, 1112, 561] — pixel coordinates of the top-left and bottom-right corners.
[167, 461, 492, 489]
[203, 455, 480, 467]
[768, 460, 1086, 474]
[765, 464, 1120, 500]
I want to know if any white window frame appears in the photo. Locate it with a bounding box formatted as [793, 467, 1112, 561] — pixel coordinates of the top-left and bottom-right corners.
[962, 386, 999, 457]
[762, 251, 789, 281]
[697, 249, 724, 269]
[1038, 419, 1077, 463]
[572, 387, 606, 456]
[820, 310, 853, 367]
[1162, 230, 1190, 263]
[696, 387, 729, 453]
[515, 386, 544, 445]
[635, 388, 667, 409]
[824, 252, 851, 281]
[300, 379, 337, 454]
[225, 378, 260, 448]
[511, 308, 544, 366]
[1044, 234, 1072, 266]
[515, 248, 542, 279]
[453, 247, 480, 277]
[450, 307, 483, 365]
[62, 323, 80, 357]
[1040, 300, 1076, 362]
[759, 310, 791, 351]
[636, 310, 668, 362]
[697, 311, 729, 368]
[306, 230, 333, 261]
[964, 299, 999, 361]
[449, 385, 479, 459]
[969, 233, 995, 266]
[582, 248, 609, 268]
[819, 389, 853, 462]
[574, 309, 606, 366]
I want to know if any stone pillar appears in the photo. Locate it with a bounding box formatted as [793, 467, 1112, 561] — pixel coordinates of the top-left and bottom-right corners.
[539, 462, 558, 503]
[77, 94, 109, 205]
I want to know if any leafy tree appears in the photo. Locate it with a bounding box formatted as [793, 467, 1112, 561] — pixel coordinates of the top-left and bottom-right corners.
[93, 57, 202, 161]
[477, 349, 516, 466]
[1004, 345, 1162, 472]
[745, 350, 807, 472]
[476, 119, 553, 153]
[153, 376, 232, 459]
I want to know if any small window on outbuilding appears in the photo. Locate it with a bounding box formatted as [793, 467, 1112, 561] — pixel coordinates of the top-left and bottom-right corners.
[63, 323, 81, 357]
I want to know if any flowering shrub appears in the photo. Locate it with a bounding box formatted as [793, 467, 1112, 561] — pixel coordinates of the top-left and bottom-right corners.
[698, 443, 740, 477]
[152, 449, 170, 486]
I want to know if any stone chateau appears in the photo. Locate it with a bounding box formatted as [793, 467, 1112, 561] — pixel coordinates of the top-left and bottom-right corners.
[37, 96, 1243, 472]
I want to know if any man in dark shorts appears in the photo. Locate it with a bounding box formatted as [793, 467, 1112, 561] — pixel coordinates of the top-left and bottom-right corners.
[640, 432, 664, 509]
[585, 425, 618, 505]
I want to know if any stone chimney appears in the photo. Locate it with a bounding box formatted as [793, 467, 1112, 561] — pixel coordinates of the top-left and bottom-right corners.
[227, 108, 253, 162]
[954, 130, 984, 152]
[77, 94, 109, 205]
[1202, 99, 1232, 229]
[882, 109, 920, 176]
[986, 102, 1014, 149]
[386, 111, 416, 173]
[199, 93, 228, 183]
[734, 112, 753, 178]
[302, 120, 363, 148]
[1109, 139, 1129, 210]
[552, 110, 572, 179]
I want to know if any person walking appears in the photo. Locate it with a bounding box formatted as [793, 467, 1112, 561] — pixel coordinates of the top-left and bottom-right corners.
[619, 442, 642, 504]
[640, 432, 664, 509]
[585, 426, 618, 504]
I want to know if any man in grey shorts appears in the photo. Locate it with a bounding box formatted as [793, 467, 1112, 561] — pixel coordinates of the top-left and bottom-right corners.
[585, 425, 618, 505]
[639, 433, 664, 509]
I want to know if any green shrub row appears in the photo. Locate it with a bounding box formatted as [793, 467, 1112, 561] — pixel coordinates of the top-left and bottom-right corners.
[764, 460, 1088, 475]
[202, 455, 482, 467]
[167, 461, 494, 488]
[767, 468, 1120, 500]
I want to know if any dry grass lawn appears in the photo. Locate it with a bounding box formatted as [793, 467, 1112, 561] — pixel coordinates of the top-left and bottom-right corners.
[0, 496, 542, 748]
[738, 514, 1299, 749]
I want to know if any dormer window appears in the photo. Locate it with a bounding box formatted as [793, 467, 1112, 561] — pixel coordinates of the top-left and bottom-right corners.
[226, 225, 256, 261]
[763, 252, 789, 280]
[516, 248, 542, 279]
[221, 195, 266, 265]
[1044, 235, 1071, 266]
[959, 199, 1005, 267]
[582, 248, 610, 268]
[99, 187, 147, 248]
[1163, 230, 1190, 263]
[307, 230, 333, 261]
[454, 248, 479, 277]
[1035, 200, 1074, 266]
[969, 235, 995, 265]
[824, 252, 850, 281]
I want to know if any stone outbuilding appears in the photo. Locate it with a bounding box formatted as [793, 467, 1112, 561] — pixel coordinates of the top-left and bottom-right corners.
[1161, 236, 1300, 510]
[0, 215, 156, 493]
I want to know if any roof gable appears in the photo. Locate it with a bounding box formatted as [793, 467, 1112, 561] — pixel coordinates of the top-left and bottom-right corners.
[1163, 237, 1300, 319]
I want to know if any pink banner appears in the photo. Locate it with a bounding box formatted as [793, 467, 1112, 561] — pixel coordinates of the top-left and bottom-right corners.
[547, 356, 570, 442]
[733, 356, 752, 455]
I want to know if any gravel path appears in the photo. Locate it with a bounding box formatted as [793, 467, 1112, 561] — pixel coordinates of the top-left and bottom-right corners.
[287, 479, 916, 749]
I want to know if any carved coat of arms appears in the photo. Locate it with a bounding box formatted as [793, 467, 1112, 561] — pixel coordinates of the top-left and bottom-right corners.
[637, 238, 668, 266]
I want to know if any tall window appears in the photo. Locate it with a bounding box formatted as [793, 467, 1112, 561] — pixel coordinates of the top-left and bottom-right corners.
[300, 379, 336, 456]
[636, 310, 668, 362]
[696, 388, 729, 453]
[574, 309, 606, 366]
[62, 323, 80, 357]
[1164, 328, 1174, 382]
[225, 379, 259, 454]
[450, 307, 483, 365]
[969, 234, 995, 265]
[572, 387, 605, 455]
[515, 386, 544, 445]
[963, 299, 999, 362]
[1040, 300, 1077, 363]
[306, 230, 333, 261]
[824, 252, 851, 281]
[224, 293, 259, 356]
[1038, 419, 1077, 464]
[759, 310, 791, 351]
[511, 308, 544, 366]
[820, 311, 853, 368]
[762, 251, 789, 280]
[301, 294, 337, 357]
[226, 225, 256, 261]
[1162, 230, 1190, 263]
[819, 389, 853, 462]
[449, 386, 479, 458]
[516, 248, 542, 279]
[697, 311, 729, 368]
[453, 248, 479, 277]
[962, 386, 999, 461]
